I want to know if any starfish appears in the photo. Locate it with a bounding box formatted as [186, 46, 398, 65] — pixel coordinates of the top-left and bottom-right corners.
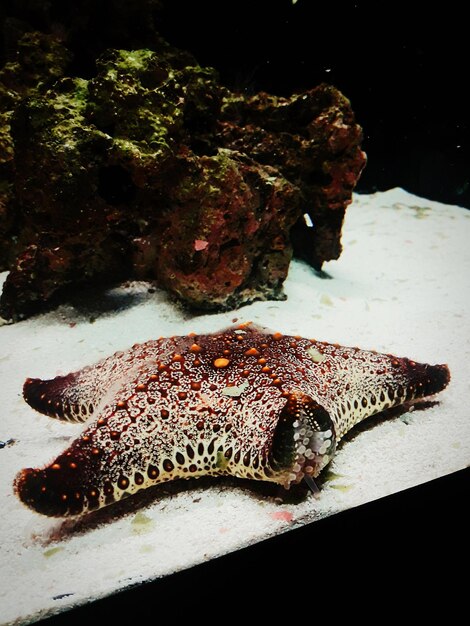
[14, 324, 450, 517]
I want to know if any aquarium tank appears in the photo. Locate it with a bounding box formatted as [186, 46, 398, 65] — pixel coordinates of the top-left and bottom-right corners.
[0, 1, 467, 625]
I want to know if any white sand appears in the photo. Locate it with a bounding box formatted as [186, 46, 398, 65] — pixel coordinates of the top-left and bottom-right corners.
[1, 188, 469, 625]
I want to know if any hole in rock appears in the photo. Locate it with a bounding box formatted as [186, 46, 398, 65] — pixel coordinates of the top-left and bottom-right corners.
[97, 165, 137, 205]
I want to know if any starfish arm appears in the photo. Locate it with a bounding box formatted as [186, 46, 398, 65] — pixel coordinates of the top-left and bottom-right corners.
[23, 372, 103, 423]
[14, 334, 292, 516]
[14, 385, 338, 517]
[296, 340, 450, 440]
[22, 337, 185, 422]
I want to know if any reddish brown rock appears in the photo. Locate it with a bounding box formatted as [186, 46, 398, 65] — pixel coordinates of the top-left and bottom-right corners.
[0, 31, 365, 321]
[219, 85, 366, 268]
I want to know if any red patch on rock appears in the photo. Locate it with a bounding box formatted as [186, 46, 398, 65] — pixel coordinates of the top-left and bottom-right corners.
[194, 239, 209, 251]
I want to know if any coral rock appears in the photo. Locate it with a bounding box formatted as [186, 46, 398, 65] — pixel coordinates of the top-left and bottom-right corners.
[0, 26, 365, 320]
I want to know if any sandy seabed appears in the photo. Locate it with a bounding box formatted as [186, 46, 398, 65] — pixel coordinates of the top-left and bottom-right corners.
[1, 188, 469, 625]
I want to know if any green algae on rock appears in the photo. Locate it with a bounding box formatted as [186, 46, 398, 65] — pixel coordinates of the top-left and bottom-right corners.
[0, 36, 365, 320]
[0, 31, 72, 272]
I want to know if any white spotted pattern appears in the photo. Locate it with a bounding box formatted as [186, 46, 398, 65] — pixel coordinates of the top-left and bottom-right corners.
[15, 324, 450, 517]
